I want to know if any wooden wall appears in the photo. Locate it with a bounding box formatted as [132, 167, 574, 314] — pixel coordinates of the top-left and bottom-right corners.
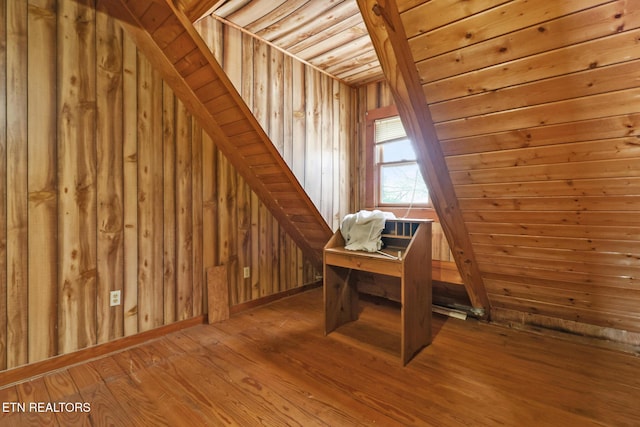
[0, 0, 346, 372]
[396, 0, 640, 340]
[194, 17, 354, 232]
[355, 81, 454, 263]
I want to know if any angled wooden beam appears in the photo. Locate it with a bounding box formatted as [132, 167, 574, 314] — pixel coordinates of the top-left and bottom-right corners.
[103, 0, 332, 268]
[357, 0, 491, 317]
[174, 0, 226, 23]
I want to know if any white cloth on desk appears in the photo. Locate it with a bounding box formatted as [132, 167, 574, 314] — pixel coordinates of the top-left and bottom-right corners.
[340, 210, 396, 252]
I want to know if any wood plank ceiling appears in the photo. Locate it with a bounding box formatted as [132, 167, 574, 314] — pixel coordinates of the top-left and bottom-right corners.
[178, 0, 385, 85]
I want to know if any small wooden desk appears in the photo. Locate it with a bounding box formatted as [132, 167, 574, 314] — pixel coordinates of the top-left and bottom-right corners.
[323, 219, 432, 365]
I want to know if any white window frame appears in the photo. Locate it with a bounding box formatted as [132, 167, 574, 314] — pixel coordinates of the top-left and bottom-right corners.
[373, 115, 430, 208]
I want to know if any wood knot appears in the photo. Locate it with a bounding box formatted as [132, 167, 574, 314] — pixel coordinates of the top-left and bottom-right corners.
[371, 3, 395, 31]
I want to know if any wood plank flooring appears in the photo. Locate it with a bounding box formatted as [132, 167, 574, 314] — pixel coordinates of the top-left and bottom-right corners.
[1, 288, 640, 426]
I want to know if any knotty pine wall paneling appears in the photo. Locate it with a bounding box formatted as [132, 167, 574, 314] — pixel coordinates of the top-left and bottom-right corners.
[136, 47, 164, 333]
[192, 116, 204, 317]
[195, 17, 354, 230]
[175, 94, 193, 322]
[0, 0, 326, 373]
[122, 31, 138, 338]
[57, 0, 97, 355]
[96, 7, 124, 344]
[162, 83, 177, 326]
[201, 131, 218, 300]
[29, 0, 58, 362]
[399, 0, 640, 337]
[7, 0, 28, 368]
[0, 0, 8, 371]
[195, 17, 355, 302]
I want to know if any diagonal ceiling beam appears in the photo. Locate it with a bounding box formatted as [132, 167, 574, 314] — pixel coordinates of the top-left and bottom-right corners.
[174, 0, 227, 23]
[357, 0, 491, 317]
[103, 0, 332, 268]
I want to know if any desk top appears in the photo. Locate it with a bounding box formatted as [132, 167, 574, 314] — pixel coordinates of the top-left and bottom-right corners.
[324, 246, 404, 261]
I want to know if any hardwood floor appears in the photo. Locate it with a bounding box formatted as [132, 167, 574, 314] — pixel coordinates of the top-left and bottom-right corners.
[1, 288, 640, 426]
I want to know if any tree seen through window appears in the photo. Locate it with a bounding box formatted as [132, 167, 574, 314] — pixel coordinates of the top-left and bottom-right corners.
[375, 117, 429, 206]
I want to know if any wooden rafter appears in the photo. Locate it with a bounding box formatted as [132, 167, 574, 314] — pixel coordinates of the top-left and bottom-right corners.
[104, 0, 332, 268]
[174, 0, 227, 22]
[356, 0, 491, 317]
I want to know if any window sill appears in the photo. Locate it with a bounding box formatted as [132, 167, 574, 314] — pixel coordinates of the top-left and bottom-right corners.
[366, 206, 440, 222]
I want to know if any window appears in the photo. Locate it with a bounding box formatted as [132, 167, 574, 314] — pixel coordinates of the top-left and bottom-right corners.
[373, 115, 429, 206]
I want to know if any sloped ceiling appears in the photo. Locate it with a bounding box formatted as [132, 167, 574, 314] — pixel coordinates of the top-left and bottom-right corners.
[105, 0, 332, 268]
[178, 0, 385, 85]
[358, 0, 640, 338]
[121, 0, 640, 340]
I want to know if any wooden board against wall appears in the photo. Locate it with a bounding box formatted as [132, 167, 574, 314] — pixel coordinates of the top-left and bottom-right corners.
[195, 16, 355, 304]
[201, 131, 218, 284]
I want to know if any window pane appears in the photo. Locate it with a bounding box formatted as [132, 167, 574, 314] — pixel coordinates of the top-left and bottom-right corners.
[380, 139, 416, 162]
[380, 164, 429, 204]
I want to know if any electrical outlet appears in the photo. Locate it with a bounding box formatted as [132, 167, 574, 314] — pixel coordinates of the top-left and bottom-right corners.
[110, 290, 121, 307]
[243, 267, 250, 279]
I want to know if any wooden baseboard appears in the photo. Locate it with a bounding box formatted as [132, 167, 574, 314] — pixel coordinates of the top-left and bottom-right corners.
[230, 281, 322, 315]
[1, 283, 323, 388]
[0, 315, 206, 388]
[492, 307, 640, 353]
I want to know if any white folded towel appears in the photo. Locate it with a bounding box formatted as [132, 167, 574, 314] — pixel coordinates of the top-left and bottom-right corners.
[340, 210, 396, 252]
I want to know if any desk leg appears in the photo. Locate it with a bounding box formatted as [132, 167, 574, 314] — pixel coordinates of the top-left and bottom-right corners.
[401, 275, 432, 365]
[401, 227, 433, 365]
[324, 265, 358, 335]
